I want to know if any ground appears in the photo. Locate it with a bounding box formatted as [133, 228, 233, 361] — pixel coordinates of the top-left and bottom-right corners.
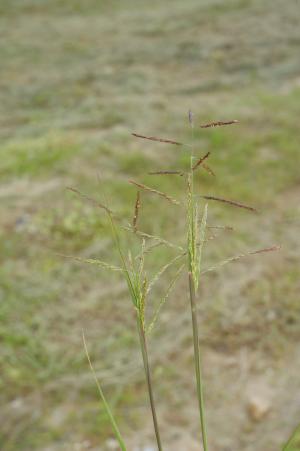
[0, 0, 300, 450]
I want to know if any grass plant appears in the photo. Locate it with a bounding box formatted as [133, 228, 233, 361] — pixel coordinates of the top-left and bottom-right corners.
[69, 112, 282, 450]
[68, 184, 183, 450]
[130, 112, 280, 450]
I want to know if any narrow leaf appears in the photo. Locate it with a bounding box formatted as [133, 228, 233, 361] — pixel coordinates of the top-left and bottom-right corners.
[82, 331, 127, 451]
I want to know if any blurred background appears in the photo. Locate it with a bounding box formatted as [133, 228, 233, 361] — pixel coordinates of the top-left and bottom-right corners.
[1, 1, 300, 450]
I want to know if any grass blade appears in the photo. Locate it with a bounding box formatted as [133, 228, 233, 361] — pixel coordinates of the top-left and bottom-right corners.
[82, 331, 127, 451]
[282, 423, 300, 450]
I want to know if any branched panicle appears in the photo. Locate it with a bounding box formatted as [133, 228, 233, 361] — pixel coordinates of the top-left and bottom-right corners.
[187, 175, 208, 290]
[74, 113, 281, 451]
[187, 199, 208, 290]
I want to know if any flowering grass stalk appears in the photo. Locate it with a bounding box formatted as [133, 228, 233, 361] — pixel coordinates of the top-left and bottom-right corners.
[105, 205, 164, 451]
[68, 186, 185, 450]
[186, 112, 209, 450]
[68, 112, 281, 450]
[132, 112, 279, 450]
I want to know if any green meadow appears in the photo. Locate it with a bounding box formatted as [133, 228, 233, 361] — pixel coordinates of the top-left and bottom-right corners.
[1, 1, 300, 450]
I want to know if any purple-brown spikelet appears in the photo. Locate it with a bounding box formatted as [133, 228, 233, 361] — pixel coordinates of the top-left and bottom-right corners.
[250, 245, 281, 255]
[192, 151, 210, 171]
[202, 163, 216, 177]
[132, 133, 183, 146]
[200, 120, 239, 128]
[133, 191, 141, 232]
[67, 187, 113, 215]
[200, 195, 257, 212]
[129, 180, 180, 205]
[148, 170, 184, 176]
[228, 245, 280, 262]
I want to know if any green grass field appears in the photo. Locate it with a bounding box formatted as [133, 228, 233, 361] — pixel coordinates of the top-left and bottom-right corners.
[1, 1, 300, 450]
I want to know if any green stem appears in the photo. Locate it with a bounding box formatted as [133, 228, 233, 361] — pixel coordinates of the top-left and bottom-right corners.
[136, 316, 163, 451]
[82, 331, 127, 451]
[188, 272, 208, 451]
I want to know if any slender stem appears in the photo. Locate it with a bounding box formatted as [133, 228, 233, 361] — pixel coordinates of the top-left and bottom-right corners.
[188, 112, 208, 449]
[82, 331, 127, 451]
[136, 316, 163, 451]
[188, 272, 208, 451]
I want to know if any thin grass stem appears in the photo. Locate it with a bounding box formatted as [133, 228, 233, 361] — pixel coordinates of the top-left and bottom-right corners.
[136, 316, 163, 451]
[187, 111, 209, 451]
[103, 194, 163, 450]
[188, 272, 208, 451]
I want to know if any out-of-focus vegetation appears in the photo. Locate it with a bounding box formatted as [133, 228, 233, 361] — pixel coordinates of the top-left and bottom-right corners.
[0, 1, 299, 450]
